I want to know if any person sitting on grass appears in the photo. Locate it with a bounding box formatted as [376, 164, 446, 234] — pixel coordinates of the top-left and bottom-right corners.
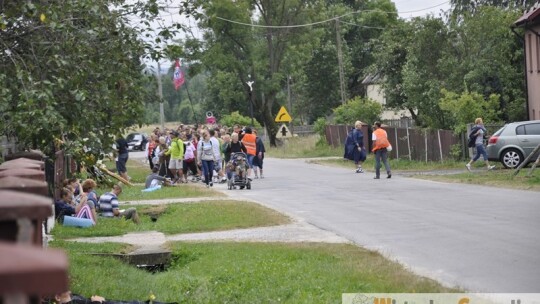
[45, 290, 177, 304]
[98, 184, 140, 224]
[76, 179, 99, 224]
[145, 165, 169, 189]
[54, 188, 78, 222]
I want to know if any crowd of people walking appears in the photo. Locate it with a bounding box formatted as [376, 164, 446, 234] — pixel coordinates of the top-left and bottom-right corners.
[144, 124, 266, 188]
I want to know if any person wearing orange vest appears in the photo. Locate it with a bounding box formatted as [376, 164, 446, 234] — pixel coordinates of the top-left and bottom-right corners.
[371, 121, 392, 179]
[241, 127, 257, 179]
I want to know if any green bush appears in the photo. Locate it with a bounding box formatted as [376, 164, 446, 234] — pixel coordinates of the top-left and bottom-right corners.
[333, 96, 383, 125]
[220, 111, 261, 128]
[313, 117, 326, 136]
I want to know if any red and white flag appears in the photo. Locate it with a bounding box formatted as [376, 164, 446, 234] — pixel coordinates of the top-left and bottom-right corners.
[173, 59, 185, 91]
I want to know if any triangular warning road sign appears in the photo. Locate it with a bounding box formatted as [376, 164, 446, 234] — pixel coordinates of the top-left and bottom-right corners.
[275, 106, 292, 123]
[275, 124, 292, 138]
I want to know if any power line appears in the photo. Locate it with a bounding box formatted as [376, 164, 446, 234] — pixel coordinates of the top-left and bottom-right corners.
[213, 1, 449, 29]
[338, 20, 385, 30]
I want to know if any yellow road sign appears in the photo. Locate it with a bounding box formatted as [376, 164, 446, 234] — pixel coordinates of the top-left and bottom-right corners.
[275, 106, 292, 123]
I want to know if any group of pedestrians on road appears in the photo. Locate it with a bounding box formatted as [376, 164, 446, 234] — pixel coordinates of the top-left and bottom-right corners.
[144, 124, 266, 189]
[345, 117, 495, 178]
[345, 120, 392, 179]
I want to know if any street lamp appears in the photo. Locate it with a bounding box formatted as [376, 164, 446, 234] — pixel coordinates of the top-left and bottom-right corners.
[246, 74, 255, 127]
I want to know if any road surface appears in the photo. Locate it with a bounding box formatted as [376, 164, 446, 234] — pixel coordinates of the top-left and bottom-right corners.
[213, 157, 540, 292]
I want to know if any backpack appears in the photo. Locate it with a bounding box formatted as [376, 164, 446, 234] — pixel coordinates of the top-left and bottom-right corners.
[468, 126, 480, 148]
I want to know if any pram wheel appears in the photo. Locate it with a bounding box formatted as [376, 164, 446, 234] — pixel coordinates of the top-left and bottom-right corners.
[246, 181, 251, 190]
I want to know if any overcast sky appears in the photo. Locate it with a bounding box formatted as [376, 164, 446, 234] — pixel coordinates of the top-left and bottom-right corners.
[395, 0, 451, 18]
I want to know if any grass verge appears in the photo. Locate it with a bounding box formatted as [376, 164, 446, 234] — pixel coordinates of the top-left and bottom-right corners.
[51, 241, 457, 303]
[266, 136, 342, 158]
[97, 184, 220, 202]
[51, 200, 290, 239]
[412, 169, 540, 191]
[311, 158, 465, 171]
[101, 159, 149, 184]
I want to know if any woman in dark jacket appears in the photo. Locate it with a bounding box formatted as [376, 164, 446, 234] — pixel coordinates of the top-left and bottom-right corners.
[252, 129, 266, 178]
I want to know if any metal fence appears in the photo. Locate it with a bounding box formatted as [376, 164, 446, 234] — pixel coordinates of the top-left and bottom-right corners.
[382, 118, 415, 128]
[325, 124, 462, 162]
[291, 125, 315, 136]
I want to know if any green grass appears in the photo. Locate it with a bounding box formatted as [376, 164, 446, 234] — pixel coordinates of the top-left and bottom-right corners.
[51, 200, 290, 239]
[413, 168, 540, 191]
[311, 157, 465, 171]
[50, 241, 457, 304]
[266, 135, 342, 158]
[96, 184, 220, 201]
[101, 159, 149, 184]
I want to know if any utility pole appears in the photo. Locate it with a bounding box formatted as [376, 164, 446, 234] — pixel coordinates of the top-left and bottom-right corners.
[335, 19, 347, 105]
[156, 61, 165, 129]
[287, 75, 293, 134]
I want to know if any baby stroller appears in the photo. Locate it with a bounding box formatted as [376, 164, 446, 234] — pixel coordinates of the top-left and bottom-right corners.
[227, 152, 252, 190]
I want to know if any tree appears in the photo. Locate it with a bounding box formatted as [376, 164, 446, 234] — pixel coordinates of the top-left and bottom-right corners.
[371, 7, 526, 129]
[442, 6, 526, 122]
[0, 1, 177, 160]
[439, 89, 501, 133]
[220, 111, 262, 128]
[370, 19, 415, 119]
[181, 0, 323, 146]
[333, 96, 383, 125]
[451, 0, 536, 15]
[401, 17, 452, 129]
[341, 0, 399, 98]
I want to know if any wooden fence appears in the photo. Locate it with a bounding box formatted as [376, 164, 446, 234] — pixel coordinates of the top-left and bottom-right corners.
[325, 124, 463, 162]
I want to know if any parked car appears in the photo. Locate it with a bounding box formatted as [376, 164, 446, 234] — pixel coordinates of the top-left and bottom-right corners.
[486, 120, 540, 169]
[126, 133, 148, 151]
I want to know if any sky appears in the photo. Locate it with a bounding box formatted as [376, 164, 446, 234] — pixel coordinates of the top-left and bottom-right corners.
[395, 0, 451, 18]
[144, 0, 453, 71]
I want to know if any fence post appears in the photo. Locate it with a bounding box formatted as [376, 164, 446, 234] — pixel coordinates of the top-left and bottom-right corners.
[425, 129, 428, 163]
[394, 128, 399, 159]
[437, 129, 443, 162]
[406, 127, 412, 161]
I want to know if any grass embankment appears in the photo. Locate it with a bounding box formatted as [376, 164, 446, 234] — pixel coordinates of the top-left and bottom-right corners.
[52, 201, 289, 239]
[311, 158, 465, 171]
[96, 159, 219, 200]
[413, 169, 540, 191]
[266, 135, 342, 158]
[51, 241, 457, 303]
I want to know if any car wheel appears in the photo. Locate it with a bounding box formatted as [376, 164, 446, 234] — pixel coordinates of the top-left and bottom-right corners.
[500, 148, 523, 169]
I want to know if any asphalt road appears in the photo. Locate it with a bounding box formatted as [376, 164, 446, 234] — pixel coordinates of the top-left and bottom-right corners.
[214, 157, 540, 292]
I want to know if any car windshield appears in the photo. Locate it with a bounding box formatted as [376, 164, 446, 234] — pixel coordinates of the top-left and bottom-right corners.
[127, 134, 142, 141]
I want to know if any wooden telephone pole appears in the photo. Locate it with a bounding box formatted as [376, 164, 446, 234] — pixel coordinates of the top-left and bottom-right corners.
[335, 19, 347, 105]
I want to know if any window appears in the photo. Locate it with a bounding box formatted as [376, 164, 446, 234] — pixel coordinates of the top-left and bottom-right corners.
[525, 123, 540, 135]
[516, 125, 526, 135]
